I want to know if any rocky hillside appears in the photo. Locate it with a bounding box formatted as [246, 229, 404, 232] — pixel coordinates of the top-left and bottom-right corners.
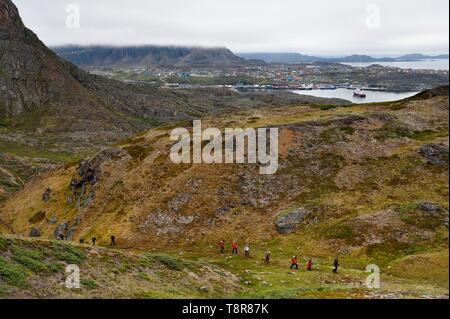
[2, 89, 447, 247]
[1, 0, 340, 141]
[0, 0, 349, 203]
[53, 45, 259, 69]
[0, 88, 448, 298]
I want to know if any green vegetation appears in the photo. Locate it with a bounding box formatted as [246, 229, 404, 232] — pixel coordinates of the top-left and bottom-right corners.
[0, 236, 242, 298]
[11, 245, 48, 273]
[0, 237, 7, 252]
[124, 144, 154, 161]
[0, 284, 7, 296]
[324, 222, 355, 242]
[147, 253, 185, 271]
[0, 140, 80, 163]
[137, 272, 151, 281]
[53, 244, 85, 265]
[375, 121, 449, 141]
[81, 278, 98, 289]
[0, 256, 28, 288]
[366, 241, 425, 266]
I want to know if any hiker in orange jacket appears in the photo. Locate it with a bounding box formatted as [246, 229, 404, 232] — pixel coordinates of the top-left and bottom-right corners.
[306, 259, 313, 271]
[219, 240, 225, 253]
[290, 256, 298, 269]
[231, 241, 238, 254]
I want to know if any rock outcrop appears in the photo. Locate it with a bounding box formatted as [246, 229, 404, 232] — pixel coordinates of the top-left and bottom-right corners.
[275, 208, 309, 234]
[29, 227, 41, 237]
[419, 144, 449, 166]
[69, 148, 130, 209]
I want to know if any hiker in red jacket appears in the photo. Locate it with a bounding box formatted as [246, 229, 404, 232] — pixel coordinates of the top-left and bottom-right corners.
[306, 259, 313, 271]
[231, 241, 238, 254]
[290, 256, 298, 269]
[219, 240, 225, 254]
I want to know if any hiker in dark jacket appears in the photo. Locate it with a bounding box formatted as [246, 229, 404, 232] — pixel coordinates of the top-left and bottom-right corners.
[79, 238, 85, 245]
[264, 250, 271, 264]
[333, 257, 339, 273]
[92, 236, 97, 246]
[110, 235, 116, 247]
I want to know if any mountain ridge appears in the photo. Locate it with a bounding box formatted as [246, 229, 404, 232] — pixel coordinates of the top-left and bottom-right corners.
[237, 52, 449, 64]
[52, 45, 261, 69]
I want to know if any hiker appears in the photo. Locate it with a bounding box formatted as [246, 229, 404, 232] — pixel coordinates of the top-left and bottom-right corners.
[244, 244, 250, 258]
[110, 235, 116, 247]
[219, 240, 225, 254]
[306, 259, 313, 271]
[231, 241, 238, 254]
[79, 238, 85, 245]
[42, 187, 52, 202]
[264, 250, 271, 264]
[333, 257, 339, 273]
[290, 256, 298, 270]
[92, 236, 97, 246]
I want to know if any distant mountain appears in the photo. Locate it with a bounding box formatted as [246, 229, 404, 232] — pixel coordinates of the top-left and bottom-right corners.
[329, 55, 396, 63]
[238, 52, 449, 64]
[397, 53, 449, 60]
[237, 52, 320, 64]
[52, 45, 256, 68]
[237, 53, 398, 64]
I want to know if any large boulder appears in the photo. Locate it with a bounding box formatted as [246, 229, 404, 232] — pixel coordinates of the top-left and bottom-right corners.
[29, 227, 41, 237]
[419, 144, 449, 166]
[275, 208, 309, 234]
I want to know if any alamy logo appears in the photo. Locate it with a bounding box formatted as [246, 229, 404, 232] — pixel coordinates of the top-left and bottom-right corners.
[65, 4, 81, 29]
[65, 264, 80, 289]
[170, 120, 279, 175]
[365, 4, 381, 29]
[365, 264, 380, 289]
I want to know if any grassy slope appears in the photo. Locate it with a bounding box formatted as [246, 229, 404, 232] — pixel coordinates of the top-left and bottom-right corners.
[0, 94, 448, 298]
[0, 235, 240, 298]
[0, 235, 446, 299]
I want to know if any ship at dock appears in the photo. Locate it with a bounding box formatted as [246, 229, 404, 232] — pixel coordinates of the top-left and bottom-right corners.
[353, 88, 367, 98]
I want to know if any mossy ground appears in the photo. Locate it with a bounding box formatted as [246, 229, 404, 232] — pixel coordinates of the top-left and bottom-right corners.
[0, 235, 241, 298]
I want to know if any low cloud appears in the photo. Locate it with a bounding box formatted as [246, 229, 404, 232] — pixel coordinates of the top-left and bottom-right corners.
[14, 0, 449, 55]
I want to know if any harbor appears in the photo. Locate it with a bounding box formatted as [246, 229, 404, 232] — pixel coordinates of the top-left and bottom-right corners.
[290, 87, 419, 103]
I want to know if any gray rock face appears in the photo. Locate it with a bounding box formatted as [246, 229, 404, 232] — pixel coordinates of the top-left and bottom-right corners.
[69, 147, 130, 210]
[418, 202, 449, 228]
[275, 208, 309, 234]
[418, 202, 441, 215]
[419, 144, 449, 166]
[29, 227, 41, 237]
[54, 221, 68, 239]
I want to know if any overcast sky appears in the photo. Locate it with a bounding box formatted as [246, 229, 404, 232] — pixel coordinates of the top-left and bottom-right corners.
[13, 0, 449, 56]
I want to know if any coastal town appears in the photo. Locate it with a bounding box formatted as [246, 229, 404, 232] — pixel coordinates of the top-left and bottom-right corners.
[88, 61, 449, 92]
